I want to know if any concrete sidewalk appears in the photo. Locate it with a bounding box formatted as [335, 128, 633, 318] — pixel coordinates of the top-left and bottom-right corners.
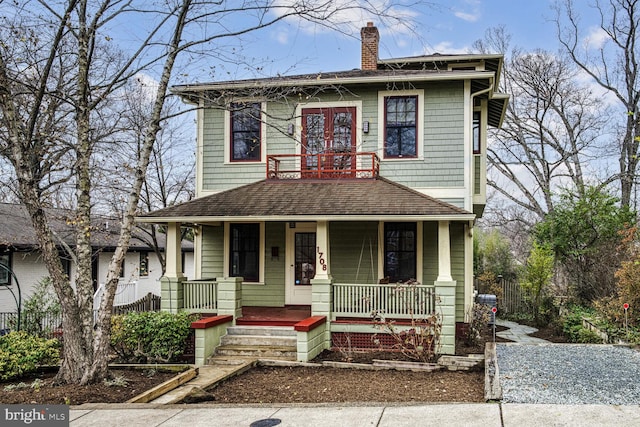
[70, 402, 640, 426]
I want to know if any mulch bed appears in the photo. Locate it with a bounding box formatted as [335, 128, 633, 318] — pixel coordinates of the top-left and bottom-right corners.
[0, 368, 177, 405]
[209, 365, 485, 404]
[0, 322, 566, 405]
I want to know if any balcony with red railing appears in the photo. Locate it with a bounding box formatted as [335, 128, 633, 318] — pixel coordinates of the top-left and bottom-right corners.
[267, 152, 380, 180]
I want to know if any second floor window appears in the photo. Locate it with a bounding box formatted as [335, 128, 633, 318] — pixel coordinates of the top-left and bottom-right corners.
[230, 223, 259, 282]
[230, 103, 261, 162]
[384, 96, 417, 158]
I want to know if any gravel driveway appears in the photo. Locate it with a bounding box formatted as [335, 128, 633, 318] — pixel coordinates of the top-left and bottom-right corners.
[497, 343, 640, 405]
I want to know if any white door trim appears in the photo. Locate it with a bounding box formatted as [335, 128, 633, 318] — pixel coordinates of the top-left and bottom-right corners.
[285, 222, 316, 305]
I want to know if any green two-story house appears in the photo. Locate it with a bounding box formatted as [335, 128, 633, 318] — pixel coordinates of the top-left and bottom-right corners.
[138, 22, 508, 360]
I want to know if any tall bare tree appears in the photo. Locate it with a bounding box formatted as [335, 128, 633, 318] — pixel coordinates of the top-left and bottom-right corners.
[475, 29, 608, 229]
[0, 0, 426, 384]
[555, 0, 640, 207]
[95, 79, 195, 274]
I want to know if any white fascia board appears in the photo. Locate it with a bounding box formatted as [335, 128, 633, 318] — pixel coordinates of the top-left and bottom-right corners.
[172, 71, 495, 94]
[136, 214, 476, 224]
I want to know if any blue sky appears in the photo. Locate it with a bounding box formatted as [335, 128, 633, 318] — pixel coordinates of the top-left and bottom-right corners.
[201, 0, 603, 81]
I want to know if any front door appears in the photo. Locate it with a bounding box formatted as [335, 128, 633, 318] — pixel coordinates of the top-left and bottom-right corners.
[301, 107, 357, 177]
[285, 222, 316, 305]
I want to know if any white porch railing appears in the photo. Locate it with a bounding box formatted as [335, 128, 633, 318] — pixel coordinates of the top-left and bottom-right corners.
[93, 280, 138, 310]
[332, 283, 436, 320]
[183, 279, 218, 313]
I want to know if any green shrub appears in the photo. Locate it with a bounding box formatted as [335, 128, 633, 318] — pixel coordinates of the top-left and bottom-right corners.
[0, 331, 60, 381]
[575, 328, 603, 343]
[110, 311, 195, 363]
[562, 305, 601, 343]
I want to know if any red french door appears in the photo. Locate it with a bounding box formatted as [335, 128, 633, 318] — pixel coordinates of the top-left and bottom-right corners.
[301, 107, 356, 177]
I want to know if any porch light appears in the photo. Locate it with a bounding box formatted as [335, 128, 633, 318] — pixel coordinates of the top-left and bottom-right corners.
[363, 121, 369, 133]
[287, 123, 294, 135]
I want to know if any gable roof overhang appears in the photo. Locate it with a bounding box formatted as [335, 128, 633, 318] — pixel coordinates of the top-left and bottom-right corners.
[488, 93, 509, 128]
[173, 68, 508, 129]
[136, 177, 475, 224]
[171, 69, 498, 105]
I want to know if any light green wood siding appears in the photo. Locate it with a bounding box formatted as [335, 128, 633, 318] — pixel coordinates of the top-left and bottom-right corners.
[422, 222, 438, 284]
[329, 222, 379, 283]
[201, 225, 224, 279]
[378, 82, 465, 189]
[440, 198, 465, 209]
[423, 221, 467, 322]
[450, 223, 466, 322]
[200, 82, 466, 193]
[241, 222, 286, 307]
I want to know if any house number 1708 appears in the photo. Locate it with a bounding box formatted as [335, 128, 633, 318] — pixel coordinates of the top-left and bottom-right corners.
[317, 247, 327, 271]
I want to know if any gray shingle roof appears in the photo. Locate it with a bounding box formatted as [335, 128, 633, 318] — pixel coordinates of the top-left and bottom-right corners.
[0, 203, 191, 250]
[138, 177, 473, 222]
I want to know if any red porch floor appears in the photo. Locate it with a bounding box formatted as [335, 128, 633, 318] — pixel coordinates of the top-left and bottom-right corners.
[236, 305, 312, 326]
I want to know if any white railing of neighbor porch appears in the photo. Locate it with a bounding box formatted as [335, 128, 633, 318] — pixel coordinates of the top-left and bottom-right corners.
[93, 280, 138, 310]
[183, 279, 218, 313]
[332, 283, 436, 320]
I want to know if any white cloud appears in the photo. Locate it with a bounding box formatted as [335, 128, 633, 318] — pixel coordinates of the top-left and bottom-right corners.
[269, 0, 419, 38]
[583, 26, 609, 50]
[453, 0, 481, 23]
[274, 29, 289, 45]
[454, 11, 479, 22]
[426, 41, 471, 55]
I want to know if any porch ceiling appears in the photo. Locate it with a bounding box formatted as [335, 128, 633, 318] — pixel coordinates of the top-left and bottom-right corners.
[137, 177, 474, 223]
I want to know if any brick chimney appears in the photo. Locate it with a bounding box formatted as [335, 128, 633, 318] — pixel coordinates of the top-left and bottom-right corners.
[361, 22, 379, 71]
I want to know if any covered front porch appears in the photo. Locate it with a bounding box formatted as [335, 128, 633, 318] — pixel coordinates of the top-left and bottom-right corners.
[137, 174, 475, 363]
[153, 219, 464, 362]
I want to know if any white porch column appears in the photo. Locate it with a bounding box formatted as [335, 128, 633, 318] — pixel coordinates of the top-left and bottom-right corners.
[437, 221, 453, 282]
[165, 222, 184, 278]
[311, 220, 332, 353]
[435, 220, 456, 355]
[315, 220, 331, 280]
[161, 222, 184, 313]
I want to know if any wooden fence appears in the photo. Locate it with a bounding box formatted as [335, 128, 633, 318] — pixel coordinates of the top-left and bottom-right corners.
[113, 292, 161, 315]
[475, 277, 533, 315]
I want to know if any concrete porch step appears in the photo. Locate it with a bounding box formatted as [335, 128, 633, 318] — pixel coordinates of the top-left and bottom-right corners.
[220, 334, 296, 347]
[226, 325, 296, 337]
[215, 344, 297, 360]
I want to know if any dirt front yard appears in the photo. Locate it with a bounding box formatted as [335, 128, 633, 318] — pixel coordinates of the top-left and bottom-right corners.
[0, 324, 533, 405]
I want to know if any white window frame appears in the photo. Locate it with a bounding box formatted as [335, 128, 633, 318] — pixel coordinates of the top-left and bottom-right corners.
[223, 222, 266, 285]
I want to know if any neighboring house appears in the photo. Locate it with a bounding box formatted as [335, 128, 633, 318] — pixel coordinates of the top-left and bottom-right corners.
[0, 203, 194, 312]
[137, 23, 508, 357]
